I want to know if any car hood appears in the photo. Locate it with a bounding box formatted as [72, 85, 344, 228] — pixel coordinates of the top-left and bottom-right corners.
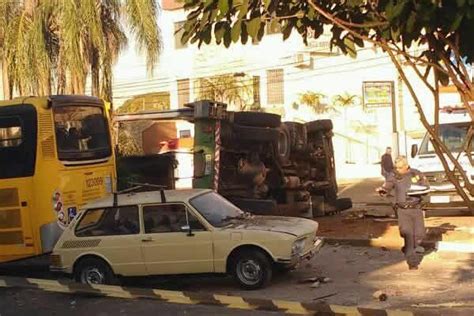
[225, 216, 318, 237]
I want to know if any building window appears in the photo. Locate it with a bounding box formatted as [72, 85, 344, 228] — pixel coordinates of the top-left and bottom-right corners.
[266, 69, 284, 105]
[174, 21, 187, 49]
[177, 78, 190, 108]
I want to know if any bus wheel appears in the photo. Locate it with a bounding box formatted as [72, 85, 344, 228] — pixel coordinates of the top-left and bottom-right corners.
[74, 257, 117, 285]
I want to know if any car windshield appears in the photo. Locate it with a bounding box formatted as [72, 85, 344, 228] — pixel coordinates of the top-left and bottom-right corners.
[419, 123, 473, 155]
[190, 192, 247, 227]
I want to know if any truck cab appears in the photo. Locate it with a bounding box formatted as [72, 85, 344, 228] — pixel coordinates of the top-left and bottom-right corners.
[410, 105, 473, 209]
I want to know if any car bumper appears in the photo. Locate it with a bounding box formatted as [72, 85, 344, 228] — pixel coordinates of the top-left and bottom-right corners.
[277, 238, 324, 267]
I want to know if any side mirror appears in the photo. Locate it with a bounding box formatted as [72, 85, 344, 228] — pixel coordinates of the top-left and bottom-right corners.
[180, 225, 194, 236]
[411, 144, 418, 158]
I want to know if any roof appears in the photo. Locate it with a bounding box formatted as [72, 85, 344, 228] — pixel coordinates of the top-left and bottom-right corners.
[84, 189, 212, 209]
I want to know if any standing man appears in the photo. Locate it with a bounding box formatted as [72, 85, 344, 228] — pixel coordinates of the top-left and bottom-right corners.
[376, 156, 430, 270]
[381, 147, 394, 180]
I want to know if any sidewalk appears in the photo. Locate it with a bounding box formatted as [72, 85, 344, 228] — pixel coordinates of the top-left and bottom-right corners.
[317, 214, 474, 253]
[324, 175, 474, 252]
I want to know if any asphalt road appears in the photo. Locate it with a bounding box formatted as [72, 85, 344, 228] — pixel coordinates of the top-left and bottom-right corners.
[0, 287, 283, 316]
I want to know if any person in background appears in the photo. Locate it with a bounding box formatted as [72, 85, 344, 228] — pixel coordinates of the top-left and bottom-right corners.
[376, 156, 430, 270]
[381, 147, 394, 180]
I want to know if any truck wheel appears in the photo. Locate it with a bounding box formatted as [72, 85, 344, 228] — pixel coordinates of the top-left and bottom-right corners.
[231, 249, 272, 290]
[227, 124, 279, 143]
[276, 124, 291, 165]
[232, 112, 281, 128]
[283, 122, 307, 152]
[74, 257, 117, 285]
[306, 119, 333, 133]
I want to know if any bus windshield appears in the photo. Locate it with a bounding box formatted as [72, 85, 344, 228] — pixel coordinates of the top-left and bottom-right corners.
[419, 123, 473, 155]
[54, 105, 111, 161]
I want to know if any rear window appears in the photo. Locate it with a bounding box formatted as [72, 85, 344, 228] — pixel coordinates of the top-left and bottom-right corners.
[0, 105, 37, 179]
[75, 206, 139, 237]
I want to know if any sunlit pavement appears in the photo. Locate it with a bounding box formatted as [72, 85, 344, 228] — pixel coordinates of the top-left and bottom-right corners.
[0, 245, 472, 314]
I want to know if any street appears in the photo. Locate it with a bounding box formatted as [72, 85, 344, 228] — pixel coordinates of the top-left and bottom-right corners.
[1, 244, 473, 315]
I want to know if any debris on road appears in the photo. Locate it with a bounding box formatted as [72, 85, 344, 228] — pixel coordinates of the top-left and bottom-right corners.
[372, 290, 388, 301]
[311, 281, 320, 288]
[313, 292, 338, 301]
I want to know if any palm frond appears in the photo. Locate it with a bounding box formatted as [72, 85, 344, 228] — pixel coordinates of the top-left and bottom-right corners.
[124, 0, 161, 74]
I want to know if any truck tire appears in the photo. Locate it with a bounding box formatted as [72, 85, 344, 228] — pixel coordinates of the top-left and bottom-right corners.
[283, 122, 307, 152]
[222, 124, 279, 144]
[306, 119, 333, 133]
[275, 124, 291, 165]
[232, 112, 281, 128]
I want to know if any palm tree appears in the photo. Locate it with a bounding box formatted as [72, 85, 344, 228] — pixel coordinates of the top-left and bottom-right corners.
[298, 91, 332, 114]
[195, 74, 253, 111]
[0, 0, 161, 102]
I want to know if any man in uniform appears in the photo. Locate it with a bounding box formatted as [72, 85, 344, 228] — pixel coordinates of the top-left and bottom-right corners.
[376, 156, 430, 270]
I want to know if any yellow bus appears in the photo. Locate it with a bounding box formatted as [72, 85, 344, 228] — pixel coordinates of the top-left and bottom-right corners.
[0, 95, 116, 263]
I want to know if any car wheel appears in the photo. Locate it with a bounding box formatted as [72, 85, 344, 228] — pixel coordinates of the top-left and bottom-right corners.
[232, 249, 272, 290]
[74, 258, 117, 285]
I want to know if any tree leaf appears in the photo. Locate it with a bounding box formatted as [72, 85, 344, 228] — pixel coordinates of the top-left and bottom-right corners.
[437, 71, 450, 86]
[218, 0, 229, 15]
[343, 35, 357, 58]
[247, 17, 261, 38]
[237, 0, 249, 19]
[264, 0, 271, 10]
[214, 23, 225, 44]
[231, 20, 242, 43]
[450, 13, 464, 31]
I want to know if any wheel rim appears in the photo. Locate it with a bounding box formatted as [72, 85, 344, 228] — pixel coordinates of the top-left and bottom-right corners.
[80, 267, 105, 285]
[236, 259, 262, 286]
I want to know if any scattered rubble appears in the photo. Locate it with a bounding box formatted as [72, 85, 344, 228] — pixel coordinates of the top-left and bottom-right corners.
[372, 290, 388, 301]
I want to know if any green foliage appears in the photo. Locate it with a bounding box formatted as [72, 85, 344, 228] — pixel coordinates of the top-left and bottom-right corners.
[181, 0, 474, 86]
[116, 92, 171, 114]
[299, 91, 333, 114]
[0, 0, 161, 101]
[195, 74, 253, 110]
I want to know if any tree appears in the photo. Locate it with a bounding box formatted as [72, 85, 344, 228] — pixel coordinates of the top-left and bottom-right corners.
[0, 0, 161, 103]
[298, 91, 332, 114]
[195, 74, 253, 110]
[181, 0, 474, 210]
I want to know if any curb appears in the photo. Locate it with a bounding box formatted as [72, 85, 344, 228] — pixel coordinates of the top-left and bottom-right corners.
[322, 237, 474, 253]
[0, 275, 418, 315]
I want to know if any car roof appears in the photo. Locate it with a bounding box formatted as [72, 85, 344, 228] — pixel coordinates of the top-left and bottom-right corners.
[84, 189, 213, 209]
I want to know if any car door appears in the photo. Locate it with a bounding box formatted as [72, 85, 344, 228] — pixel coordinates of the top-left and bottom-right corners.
[140, 203, 214, 275]
[74, 205, 146, 276]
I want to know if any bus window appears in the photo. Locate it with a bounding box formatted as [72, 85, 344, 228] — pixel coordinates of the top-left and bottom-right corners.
[54, 105, 111, 161]
[0, 105, 37, 179]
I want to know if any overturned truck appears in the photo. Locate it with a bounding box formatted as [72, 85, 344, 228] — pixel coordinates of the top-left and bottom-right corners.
[115, 100, 351, 217]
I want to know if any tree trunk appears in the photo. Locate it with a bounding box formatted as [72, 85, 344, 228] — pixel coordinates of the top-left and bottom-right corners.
[2, 59, 11, 100]
[91, 49, 100, 97]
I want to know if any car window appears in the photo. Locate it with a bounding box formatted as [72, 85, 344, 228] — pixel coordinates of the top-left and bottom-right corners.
[190, 192, 244, 227]
[143, 204, 205, 234]
[75, 206, 139, 237]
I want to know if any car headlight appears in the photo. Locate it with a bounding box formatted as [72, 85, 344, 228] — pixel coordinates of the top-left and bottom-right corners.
[291, 238, 306, 256]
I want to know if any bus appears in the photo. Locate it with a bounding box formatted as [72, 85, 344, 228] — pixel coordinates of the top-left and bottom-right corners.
[0, 95, 116, 263]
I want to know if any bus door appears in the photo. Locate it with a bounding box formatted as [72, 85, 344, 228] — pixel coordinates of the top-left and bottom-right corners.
[0, 105, 37, 261]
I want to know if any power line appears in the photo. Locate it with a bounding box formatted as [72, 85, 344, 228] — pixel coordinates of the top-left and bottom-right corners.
[111, 51, 396, 97]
